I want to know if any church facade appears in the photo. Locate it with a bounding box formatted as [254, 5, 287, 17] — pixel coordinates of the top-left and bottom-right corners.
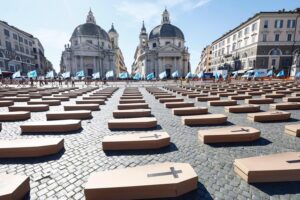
[132, 9, 190, 78]
[60, 10, 126, 77]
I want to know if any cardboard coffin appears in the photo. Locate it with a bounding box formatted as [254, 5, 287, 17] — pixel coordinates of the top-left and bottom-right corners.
[119, 99, 145, 104]
[199, 126, 260, 144]
[208, 100, 237, 106]
[234, 152, 300, 183]
[197, 96, 220, 102]
[46, 110, 92, 120]
[108, 117, 157, 130]
[270, 102, 300, 110]
[247, 111, 291, 122]
[245, 98, 274, 104]
[42, 96, 69, 101]
[159, 98, 184, 103]
[165, 102, 194, 109]
[0, 174, 30, 200]
[64, 104, 100, 111]
[102, 132, 170, 150]
[27, 100, 61, 106]
[229, 95, 252, 100]
[172, 107, 208, 116]
[8, 104, 49, 112]
[0, 112, 30, 121]
[285, 124, 300, 137]
[76, 100, 105, 105]
[113, 109, 151, 118]
[21, 120, 82, 133]
[224, 104, 260, 113]
[283, 97, 300, 102]
[84, 162, 198, 200]
[182, 114, 227, 126]
[0, 101, 14, 107]
[117, 103, 149, 110]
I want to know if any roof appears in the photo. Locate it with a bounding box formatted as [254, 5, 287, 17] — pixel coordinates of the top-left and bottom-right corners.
[72, 23, 110, 41]
[149, 23, 184, 40]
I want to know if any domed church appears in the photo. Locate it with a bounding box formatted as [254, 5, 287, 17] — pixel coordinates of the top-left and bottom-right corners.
[60, 9, 126, 77]
[132, 9, 190, 78]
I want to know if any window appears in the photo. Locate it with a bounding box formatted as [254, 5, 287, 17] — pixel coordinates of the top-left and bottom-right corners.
[20, 46, 24, 52]
[178, 42, 181, 47]
[26, 48, 29, 54]
[5, 41, 12, 50]
[226, 45, 230, 54]
[13, 34, 18, 40]
[4, 29, 10, 37]
[264, 20, 268, 28]
[74, 40, 78, 45]
[24, 39, 28, 45]
[19, 36, 23, 43]
[244, 38, 248, 46]
[233, 34, 236, 40]
[29, 41, 32, 46]
[227, 37, 230, 43]
[262, 34, 267, 42]
[287, 34, 292, 41]
[238, 31, 242, 38]
[251, 35, 256, 43]
[252, 23, 257, 31]
[287, 19, 296, 28]
[152, 43, 157, 48]
[275, 34, 280, 42]
[270, 48, 281, 55]
[244, 27, 249, 35]
[275, 20, 283, 28]
[232, 43, 236, 51]
[15, 44, 19, 51]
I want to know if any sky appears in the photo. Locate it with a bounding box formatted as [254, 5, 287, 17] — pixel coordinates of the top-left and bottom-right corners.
[0, 0, 299, 73]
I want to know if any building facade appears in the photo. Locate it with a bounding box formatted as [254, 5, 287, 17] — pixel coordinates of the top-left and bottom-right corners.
[0, 20, 51, 75]
[132, 9, 190, 78]
[60, 10, 126, 77]
[195, 45, 212, 74]
[205, 8, 300, 74]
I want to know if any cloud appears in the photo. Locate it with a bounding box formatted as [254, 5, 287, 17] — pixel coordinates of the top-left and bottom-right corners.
[193, 0, 212, 9]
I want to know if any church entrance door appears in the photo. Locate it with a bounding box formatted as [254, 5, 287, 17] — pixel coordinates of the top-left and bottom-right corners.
[87, 68, 93, 77]
[166, 69, 171, 78]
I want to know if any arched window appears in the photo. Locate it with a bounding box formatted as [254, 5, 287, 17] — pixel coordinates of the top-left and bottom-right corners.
[269, 48, 282, 56]
[152, 43, 157, 48]
[15, 56, 21, 61]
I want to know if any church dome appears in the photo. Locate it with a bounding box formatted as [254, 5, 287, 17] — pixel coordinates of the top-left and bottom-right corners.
[149, 24, 184, 40]
[72, 23, 110, 41]
[71, 9, 110, 41]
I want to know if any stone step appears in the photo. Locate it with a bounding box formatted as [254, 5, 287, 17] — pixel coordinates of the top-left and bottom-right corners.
[102, 132, 170, 150]
[84, 162, 198, 200]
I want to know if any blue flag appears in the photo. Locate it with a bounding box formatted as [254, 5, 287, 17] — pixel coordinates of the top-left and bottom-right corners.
[215, 72, 219, 80]
[92, 72, 100, 79]
[172, 71, 179, 78]
[197, 72, 204, 78]
[295, 71, 300, 78]
[12, 71, 21, 79]
[146, 72, 154, 80]
[27, 70, 37, 78]
[46, 71, 54, 78]
[276, 69, 285, 77]
[76, 70, 85, 77]
[119, 72, 128, 79]
[185, 72, 192, 79]
[267, 70, 273, 77]
[133, 73, 141, 80]
[62, 71, 70, 79]
[105, 70, 114, 78]
[159, 71, 167, 79]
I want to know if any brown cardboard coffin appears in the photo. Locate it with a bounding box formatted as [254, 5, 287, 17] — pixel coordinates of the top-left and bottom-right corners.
[234, 152, 300, 183]
[64, 104, 100, 111]
[83, 96, 107, 100]
[9, 104, 49, 112]
[117, 103, 149, 110]
[0, 96, 30, 102]
[197, 96, 220, 102]
[0, 138, 64, 158]
[21, 120, 81, 133]
[159, 98, 184, 103]
[182, 114, 227, 126]
[120, 96, 143, 100]
[0, 112, 30, 121]
[46, 110, 92, 120]
[262, 94, 285, 98]
[113, 109, 151, 118]
[84, 162, 198, 200]
[247, 111, 291, 122]
[172, 107, 208, 116]
[119, 99, 145, 104]
[199, 126, 260, 144]
[108, 117, 157, 130]
[42, 96, 69, 101]
[285, 124, 300, 137]
[27, 100, 61, 106]
[283, 97, 300, 102]
[0, 174, 30, 200]
[187, 94, 208, 98]
[224, 104, 260, 113]
[102, 132, 170, 150]
[165, 102, 194, 108]
[0, 101, 14, 107]
[270, 102, 300, 110]
[76, 100, 105, 105]
[245, 98, 274, 104]
[208, 100, 237, 106]
[155, 95, 176, 99]
[229, 95, 252, 100]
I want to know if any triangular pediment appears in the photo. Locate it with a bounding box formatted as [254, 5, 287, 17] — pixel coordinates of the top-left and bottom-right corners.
[73, 42, 99, 51]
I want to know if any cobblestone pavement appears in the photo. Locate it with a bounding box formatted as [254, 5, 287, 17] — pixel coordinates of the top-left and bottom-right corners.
[0, 85, 300, 200]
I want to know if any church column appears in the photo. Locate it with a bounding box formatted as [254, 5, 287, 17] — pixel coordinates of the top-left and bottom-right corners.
[74, 56, 77, 75]
[80, 56, 83, 72]
[93, 57, 96, 74]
